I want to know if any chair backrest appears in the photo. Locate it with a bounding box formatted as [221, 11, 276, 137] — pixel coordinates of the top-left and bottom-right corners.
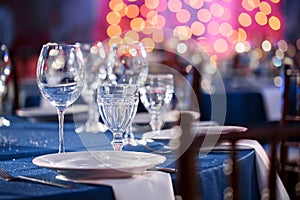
[176, 112, 299, 200]
[281, 58, 300, 123]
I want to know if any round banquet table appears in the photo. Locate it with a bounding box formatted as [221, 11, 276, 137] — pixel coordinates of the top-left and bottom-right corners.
[0, 115, 259, 200]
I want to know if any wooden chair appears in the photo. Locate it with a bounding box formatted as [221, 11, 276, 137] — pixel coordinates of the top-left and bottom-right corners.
[176, 112, 300, 200]
[279, 59, 300, 192]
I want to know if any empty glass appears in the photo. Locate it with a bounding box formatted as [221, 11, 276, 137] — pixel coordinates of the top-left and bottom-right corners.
[75, 42, 108, 134]
[106, 42, 148, 85]
[0, 44, 11, 126]
[97, 84, 139, 151]
[36, 43, 85, 153]
[139, 74, 174, 131]
[106, 42, 148, 145]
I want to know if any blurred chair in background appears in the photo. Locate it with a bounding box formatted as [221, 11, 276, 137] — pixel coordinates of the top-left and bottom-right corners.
[176, 112, 298, 199]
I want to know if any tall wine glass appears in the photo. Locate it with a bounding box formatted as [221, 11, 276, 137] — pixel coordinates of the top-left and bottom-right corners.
[107, 42, 148, 85]
[106, 42, 148, 145]
[75, 42, 108, 134]
[0, 44, 11, 126]
[97, 84, 139, 151]
[36, 43, 85, 153]
[139, 74, 174, 131]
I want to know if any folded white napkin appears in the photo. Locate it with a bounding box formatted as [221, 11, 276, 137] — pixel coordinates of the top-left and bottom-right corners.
[235, 140, 290, 200]
[69, 171, 175, 200]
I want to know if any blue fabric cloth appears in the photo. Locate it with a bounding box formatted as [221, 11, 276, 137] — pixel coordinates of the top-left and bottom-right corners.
[0, 116, 259, 199]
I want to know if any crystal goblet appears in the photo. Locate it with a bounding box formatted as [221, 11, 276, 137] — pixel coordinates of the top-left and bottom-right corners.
[97, 84, 139, 151]
[139, 74, 174, 131]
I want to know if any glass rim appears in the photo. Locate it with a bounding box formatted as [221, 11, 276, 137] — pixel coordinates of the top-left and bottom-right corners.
[147, 74, 174, 79]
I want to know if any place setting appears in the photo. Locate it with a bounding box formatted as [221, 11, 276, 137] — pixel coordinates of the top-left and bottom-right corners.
[24, 41, 176, 200]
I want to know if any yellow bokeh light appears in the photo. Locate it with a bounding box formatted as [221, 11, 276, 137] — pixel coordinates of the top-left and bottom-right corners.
[124, 30, 140, 44]
[168, 0, 182, 12]
[248, 0, 260, 8]
[197, 9, 212, 23]
[106, 12, 121, 25]
[113, 2, 127, 17]
[270, 0, 280, 3]
[237, 28, 247, 41]
[130, 18, 145, 31]
[145, 0, 159, 9]
[210, 3, 224, 17]
[109, 36, 123, 46]
[155, 15, 166, 28]
[219, 22, 233, 37]
[269, 16, 281, 30]
[126, 4, 139, 19]
[152, 29, 164, 43]
[207, 21, 220, 36]
[107, 25, 122, 37]
[176, 9, 191, 23]
[242, 0, 255, 11]
[109, 0, 123, 10]
[228, 28, 247, 43]
[188, 0, 205, 9]
[141, 37, 155, 52]
[142, 21, 155, 35]
[238, 13, 252, 27]
[191, 21, 205, 36]
[174, 26, 192, 40]
[147, 10, 158, 24]
[255, 12, 268, 26]
[140, 4, 150, 18]
[259, 2, 272, 15]
[214, 39, 228, 53]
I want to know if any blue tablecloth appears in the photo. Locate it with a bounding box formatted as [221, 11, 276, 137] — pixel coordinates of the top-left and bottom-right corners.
[0, 116, 259, 200]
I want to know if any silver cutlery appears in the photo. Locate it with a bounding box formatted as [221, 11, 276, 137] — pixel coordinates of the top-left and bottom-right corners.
[0, 167, 74, 188]
[147, 167, 177, 174]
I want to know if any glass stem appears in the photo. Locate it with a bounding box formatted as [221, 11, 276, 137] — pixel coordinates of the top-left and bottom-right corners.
[111, 131, 124, 151]
[150, 110, 163, 131]
[57, 108, 66, 153]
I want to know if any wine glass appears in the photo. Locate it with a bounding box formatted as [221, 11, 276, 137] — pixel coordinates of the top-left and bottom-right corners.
[106, 42, 148, 85]
[106, 42, 148, 145]
[97, 84, 139, 151]
[75, 42, 108, 134]
[0, 44, 11, 126]
[139, 74, 174, 131]
[36, 43, 85, 153]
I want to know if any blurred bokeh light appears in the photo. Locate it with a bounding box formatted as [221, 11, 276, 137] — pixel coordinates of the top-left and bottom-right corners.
[94, 0, 284, 61]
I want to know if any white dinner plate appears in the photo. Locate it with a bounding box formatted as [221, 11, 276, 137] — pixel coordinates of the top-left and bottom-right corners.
[16, 104, 88, 118]
[143, 126, 182, 140]
[192, 125, 248, 135]
[32, 151, 166, 180]
[134, 110, 200, 124]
